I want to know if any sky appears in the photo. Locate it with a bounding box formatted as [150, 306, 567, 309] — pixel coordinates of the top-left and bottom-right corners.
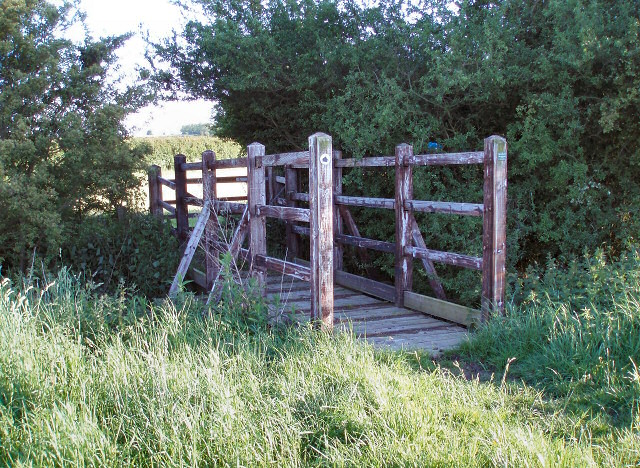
[70, 0, 214, 136]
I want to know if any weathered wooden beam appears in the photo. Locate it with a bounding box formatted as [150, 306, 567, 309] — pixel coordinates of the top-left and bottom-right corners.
[404, 291, 480, 327]
[173, 154, 189, 243]
[254, 254, 311, 282]
[405, 246, 482, 270]
[407, 151, 484, 166]
[291, 225, 395, 253]
[214, 157, 248, 169]
[248, 142, 267, 290]
[395, 143, 413, 307]
[410, 215, 446, 300]
[218, 196, 247, 202]
[256, 204, 310, 223]
[482, 135, 508, 320]
[334, 156, 396, 168]
[159, 200, 176, 214]
[291, 192, 310, 203]
[275, 175, 286, 185]
[284, 166, 299, 259]
[202, 150, 219, 290]
[213, 200, 246, 214]
[148, 165, 163, 218]
[157, 176, 176, 190]
[336, 270, 395, 303]
[263, 151, 309, 167]
[338, 206, 375, 278]
[406, 200, 483, 217]
[170, 201, 211, 296]
[180, 161, 204, 171]
[335, 195, 395, 210]
[309, 133, 334, 329]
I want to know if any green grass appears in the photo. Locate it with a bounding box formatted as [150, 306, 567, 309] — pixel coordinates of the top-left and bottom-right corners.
[0, 261, 638, 466]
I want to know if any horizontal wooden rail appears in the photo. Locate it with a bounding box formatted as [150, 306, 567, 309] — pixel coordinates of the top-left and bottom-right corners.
[157, 176, 176, 190]
[217, 176, 247, 184]
[186, 177, 203, 184]
[184, 195, 203, 206]
[291, 192, 309, 202]
[291, 225, 394, 253]
[240, 250, 311, 281]
[215, 157, 248, 169]
[404, 291, 480, 327]
[275, 175, 285, 185]
[256, 204, 310, 223]
[263, 151, 309, 167]
[406, 200, 483, 216]
[335, 195, 395, 210]
[214, 200, 246, 214]
[160, 201, 176, 214]
[407, 151, 484, 166]
[405, 246, 482, 270]
[335, 156, 395, 168]
[180, 161, 203, 171]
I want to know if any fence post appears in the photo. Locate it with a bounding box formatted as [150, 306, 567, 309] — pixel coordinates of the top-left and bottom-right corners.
[395, 143, 413, 307]
[482, 135, 508, 320]
[202, 150, 219, 290]
[148, 164, 163, 218]
[333, 150, 344, 272]
[309, 132, 334, 329]
[248, 142, 267, 290]
[174, 154, 189, 243]
[285, 165, 299, 259]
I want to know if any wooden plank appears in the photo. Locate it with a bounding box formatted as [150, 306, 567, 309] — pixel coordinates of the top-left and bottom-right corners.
[407, 200, 483, 217]
[334, 156, 396, 167]
[187, 266, 207, 289]
[159, 200, 176, 214]
[395, 143, 413, 307]
[255, 254, 311, 282]
[410, 216, 447, 300]
[248, 143, 267, 289]
[256, 204, 310, 223]
[213, 200, 246, 214]
[348, 316, 447, 337]
[407, 152, 484, 166]
[157, 176, 176, 190]
[148, 165, 163, 217]
[291, 225, 394, 253]
[333, 150, 344, 271]
[202, 150, 219, 290]
[335, 269, 395, 303]
[287, 294, 383, 312]
[216, 176, 248, 184]
[173, 154, 189, 243]
[309, 133, 334, 328]
[291, 192, 309, 203]
[482, 135, 508, 319]
[405, 246, 482, 270]
[404, 290, 481, 327]
[169, 201, 211, 296]
[181, 161, 203, 171]
[263, 151, 309, 167]
[215, 157, 248, 169]
[335, 195, 395, 210]
[338, 306, 423, 322]
[285, 166, 299, 258]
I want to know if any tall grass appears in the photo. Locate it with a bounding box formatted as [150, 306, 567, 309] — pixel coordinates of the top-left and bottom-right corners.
[0, 267, 638, 466]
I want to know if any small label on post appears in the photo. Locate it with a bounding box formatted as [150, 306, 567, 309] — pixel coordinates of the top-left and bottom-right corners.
[498, 151, 507, 161]
[320, 153, 330, 165]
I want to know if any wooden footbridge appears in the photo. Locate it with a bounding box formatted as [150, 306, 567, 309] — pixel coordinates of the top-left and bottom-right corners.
[148, 133, 507, 353]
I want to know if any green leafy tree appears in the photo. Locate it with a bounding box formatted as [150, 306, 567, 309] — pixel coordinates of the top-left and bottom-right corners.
[0, 0, 152, 271]
[154, 0, 640, 295]
[180, 123, 213, 136]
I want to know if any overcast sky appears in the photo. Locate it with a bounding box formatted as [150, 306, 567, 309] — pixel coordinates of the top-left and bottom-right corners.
[70, 0, 214, 136]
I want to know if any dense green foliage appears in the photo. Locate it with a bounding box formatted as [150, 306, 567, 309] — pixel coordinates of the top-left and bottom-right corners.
[155, 0, 640, 279]
[461, 247, 640, 428]
[1, 267, 638, 465]
[135, 135, 243, 169]
[62, 213, 180, 297]
[180, 122, 213, 136]
[0, 0, 151, 272]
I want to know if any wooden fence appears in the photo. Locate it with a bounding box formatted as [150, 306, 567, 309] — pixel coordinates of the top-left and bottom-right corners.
[148, 133, 507, 329]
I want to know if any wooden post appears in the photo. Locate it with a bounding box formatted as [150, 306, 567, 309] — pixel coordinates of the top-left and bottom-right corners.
[265, 167, 275, 204]
[482, 135, 508, 320]
[309, 133, 334, 329]
[395, 143, 413, 307]
[174, 154, 189, 243]
[148, 164, 163, 218]
[333, 151, 344, 272]
[202, 150, 219, 289]
[284, 165, 299, 259]
[248, 142, 267, 290]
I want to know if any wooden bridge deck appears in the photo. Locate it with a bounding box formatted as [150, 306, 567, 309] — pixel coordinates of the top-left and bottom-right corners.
[262, 274, 468, 355]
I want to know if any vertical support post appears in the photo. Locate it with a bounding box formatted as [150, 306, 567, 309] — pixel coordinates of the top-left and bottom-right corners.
[248, 142, 267, 291]
[309, 133, 334, 329]
[482, 135, 508, 320]
[395, 143, 413, 307]
[148, 164, 163, 218]
[265, 167, 275, 204]
[333, 151, 344, 272]
[174, 154, 189, 243]
[284, 165, 299, 259]
[202, 150, 218, 290]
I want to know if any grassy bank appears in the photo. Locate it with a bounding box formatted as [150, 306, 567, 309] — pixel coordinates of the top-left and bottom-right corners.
[0, 264, 638, 466]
